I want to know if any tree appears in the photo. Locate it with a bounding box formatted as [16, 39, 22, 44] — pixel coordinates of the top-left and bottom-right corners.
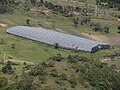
[118, 15, 120, 19]
[54, 43, 59, 49]
[73, 17, 79, 28]
[81, 17, 91, 25]
[31, 0, 37, 5]
[96, 0, 102, 5]
[0, 0, 15, 5]
[0, 4, 14, 14]
[26, 19, 30, 25]
[39, 0, 44, 6]
[96, 0, 120, 8]
[93, 23, 103, 32]
[118, 26, 120, 33]
[104, 26, 109, 34]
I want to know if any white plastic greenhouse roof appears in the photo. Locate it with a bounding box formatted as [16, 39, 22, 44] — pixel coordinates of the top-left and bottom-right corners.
[7, 26, 109, 52]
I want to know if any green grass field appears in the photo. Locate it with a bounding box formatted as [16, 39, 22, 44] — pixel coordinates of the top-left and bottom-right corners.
[0, 26, 115, 62]
[0, 1, 120, 90]
[0, 10, 119, 62]
[0, 1, 120, 62]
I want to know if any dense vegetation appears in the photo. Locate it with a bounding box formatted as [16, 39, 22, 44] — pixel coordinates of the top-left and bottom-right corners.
[0, 0, 120, 90]
[0, 55, 120, 90]
[96, 0, 120, 9]
[0, 0, 14, 14]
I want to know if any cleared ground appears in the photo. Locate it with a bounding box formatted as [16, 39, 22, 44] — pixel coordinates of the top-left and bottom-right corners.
[81, 32, 120, 45]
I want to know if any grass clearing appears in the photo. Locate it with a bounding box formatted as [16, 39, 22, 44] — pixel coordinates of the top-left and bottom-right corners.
[0, 6, 119, 62]
[0, 26, 117, 62]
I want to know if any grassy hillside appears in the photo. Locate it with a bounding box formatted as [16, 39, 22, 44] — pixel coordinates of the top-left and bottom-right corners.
[0, 25, 116, 62]
[0, 55, 120, 90]
[46, 0, 96, 5]
[0, 2, 120, 61]
[0, 1, 120, 90]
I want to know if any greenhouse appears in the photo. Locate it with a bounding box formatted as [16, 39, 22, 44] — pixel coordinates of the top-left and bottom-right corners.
[7, 26, 110, 53]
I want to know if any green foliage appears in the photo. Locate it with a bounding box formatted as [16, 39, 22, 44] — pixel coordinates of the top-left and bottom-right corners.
[67, 55, 78, 63]
[0, 76, 16, 90]
[68, 79, 77, 88]
[2, 61, 14, 74]
[73, 17, 79, 28]
[0, 77, 8, 89]
[17, 74, 33, 90]
[0, 0, 14, 4]
[79, 61, 120, 90]
[50, 54, 63, 62]
[26, 19, 30, 25]
[54, 43, 59, 49]
[0, 0, 120, 89]
[1, 55, 120, 90]
[67, 55, 90, 63]
[29, 63, 46, 76]
[31, 0, 37, 5]
[104, 26, 110, 34]
[81, 17, 91, 25]
[118, 26, 120, 33]
[0, 4, 14, 14]
[96, 0, 120, 8]
[110, 64, 118, 69]
[43, 60, 55, 67]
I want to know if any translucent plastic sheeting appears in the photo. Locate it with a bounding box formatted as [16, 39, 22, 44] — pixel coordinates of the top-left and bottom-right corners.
[7, 26, 110, 52]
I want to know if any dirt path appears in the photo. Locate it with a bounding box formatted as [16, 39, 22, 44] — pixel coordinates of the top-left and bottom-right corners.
[81, 32, 120, 45]
[4, 59, 34, 65]
[0, 23, 7, 28]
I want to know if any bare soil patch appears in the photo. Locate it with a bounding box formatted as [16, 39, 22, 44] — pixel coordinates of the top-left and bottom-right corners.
[81, 32, 120, 45]
[0, 23, 7, 28]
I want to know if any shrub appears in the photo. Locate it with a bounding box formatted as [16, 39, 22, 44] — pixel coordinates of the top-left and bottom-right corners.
[110, 64, 118, 69]
[2, 62, 14, 74]
[54, 43, 59, 49]
[118, 26, 120, 33]
[51, 54, 63, 62]
[0, 5, 14, 14]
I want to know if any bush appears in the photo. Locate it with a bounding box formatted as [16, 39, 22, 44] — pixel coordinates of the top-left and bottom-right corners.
[41, 60, 55, 67]
[118, 26, 120, 33]
[68, 79, 77, 88]
[29, 64, 46, 76]
[110, 64, 118, 69]
[2, 62, 14, 74]
[67, 55, 78, 63]
[0, 5, 14, 14]
[58, 74, 68, 80]
[54, 43, 59, 49]
[51, 54, 63, 62]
